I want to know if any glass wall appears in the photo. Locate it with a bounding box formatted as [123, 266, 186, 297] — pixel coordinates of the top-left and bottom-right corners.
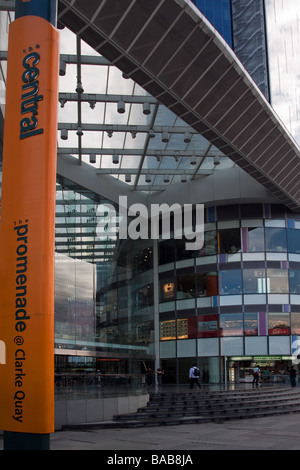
[54, 177, 155, 395]
[159, 203, 300, 384]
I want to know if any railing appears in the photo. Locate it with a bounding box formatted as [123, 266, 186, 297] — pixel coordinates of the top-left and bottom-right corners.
[55, 373, 147, 400]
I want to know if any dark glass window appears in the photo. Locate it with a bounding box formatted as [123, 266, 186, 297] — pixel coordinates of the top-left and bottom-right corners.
[177, 274, 196, 299]
[247, 227, 265, 252]
[241, 204, 263, 218]
[216, 205, 239, 221]
[288, 229, 300, 254]
[159, 239, 175, 265]
[218, 228, 241, 254]
[196, 272, 218, 297]
[196, 230, 217, 256]
[265, 227, 287, 252]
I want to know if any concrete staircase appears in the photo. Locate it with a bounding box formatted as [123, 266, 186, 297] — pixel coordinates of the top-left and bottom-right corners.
[110, 387, 300, 428]
[61, 386, 300, 429]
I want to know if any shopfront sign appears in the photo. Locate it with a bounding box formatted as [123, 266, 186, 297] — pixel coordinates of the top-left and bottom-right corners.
[0, 0, 59, 436]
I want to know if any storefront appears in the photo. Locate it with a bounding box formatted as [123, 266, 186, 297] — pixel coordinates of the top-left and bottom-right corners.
[227, 356, 294, 384]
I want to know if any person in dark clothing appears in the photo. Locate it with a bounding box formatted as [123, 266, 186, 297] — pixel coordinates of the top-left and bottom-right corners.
[290, 366, 297, 387]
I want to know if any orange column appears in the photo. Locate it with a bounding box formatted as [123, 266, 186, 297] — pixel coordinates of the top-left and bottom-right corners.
[0, 15, 59, 434]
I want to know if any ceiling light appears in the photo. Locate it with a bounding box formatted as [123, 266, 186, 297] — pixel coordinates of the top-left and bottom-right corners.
[214, 156, 221, 166]
[162, 132, 169, 143]
[113, 154, 119, 164]
[184, 132, 191, 143]
[143, 102, 151, 115]
[125, 174, 131, 183]
[164, 174, 170, 183]
[59, 59, 66, 76]
[60, 128, 68, 140]
[117, 100, 125, 114]
[190, 155, 197, 165]
[89, 154, 96, 164]
[148, 129, 155, 138]
[181, 174, 187, 183]
[145, 174, 152, 183]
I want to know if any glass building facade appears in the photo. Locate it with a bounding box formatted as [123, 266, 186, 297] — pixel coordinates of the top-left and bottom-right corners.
[1, 1, 300, 399]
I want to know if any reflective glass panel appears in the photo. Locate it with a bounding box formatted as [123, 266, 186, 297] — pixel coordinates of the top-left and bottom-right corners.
[266, 269, 289, 293]
[268, 312, 290, 335]
[220, 313, 243, 336]
[289, 269, 300, 294]
[265, 227, 287, 252]
[219, 270, 242, 295]
[244, 313, 258, 336]
[243, 269, 266, 294]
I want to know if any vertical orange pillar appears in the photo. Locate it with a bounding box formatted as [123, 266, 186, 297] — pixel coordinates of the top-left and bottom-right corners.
[0, 0, 59, 449]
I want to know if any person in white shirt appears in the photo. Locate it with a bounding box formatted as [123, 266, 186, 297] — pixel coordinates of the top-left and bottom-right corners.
[189, 364, 201, 390]
[252, 364, 260, 388]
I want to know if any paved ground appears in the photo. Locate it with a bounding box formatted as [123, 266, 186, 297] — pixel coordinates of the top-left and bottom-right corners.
[2, 413, 300, 451]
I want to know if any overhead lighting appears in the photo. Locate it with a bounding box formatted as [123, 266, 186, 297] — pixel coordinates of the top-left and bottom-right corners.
[59, 59, 66, 76]
[125, 174, 131, 183]
[184, 132, 191, 143]
[107, 130, 113, 138]
[143, 102, 151, 115]
[162, 132, 169, 143]
[117, 100, 125, 114]
[60, 128, 68, 140]
[181, 174, 187, 183]
[148, 129, 155, 138]
[214, 156, 221, 166]
[145, 174, 152, 183]
[89, 154, 96, 164]
[113, 154, 119, 164]
[164, 174, 170, 183]
[190, 155, 197, 165]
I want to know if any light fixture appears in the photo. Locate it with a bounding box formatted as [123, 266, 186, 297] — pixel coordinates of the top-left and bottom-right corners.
[162, 132, 169, 143]
[190, 155, 197, 165]
[59, 59, 66, 76]
[59, 98, 67, 108]
[76, 127, 83, 136]
[117, 100, 125, 114]
[88, 94, 96, 109]
[113, 154, 119, 164]
[60, 128, 68, 140]
[122, 72, 129, 79]
[145, 174, 152, 183]
[125, 174, 131, 183]
[107, 130, 113, 138]
[148, 129, 155, 138]
[131, 130, 137, 139]
[214, 156, 221, 166]
[89, 154, 96, 164]
[184, 132, 191, 143]
[164, 174, 170, 183]
[143, 102, 151, 115]
[75, 81, 84, 94]
[181, 173, 187, 183]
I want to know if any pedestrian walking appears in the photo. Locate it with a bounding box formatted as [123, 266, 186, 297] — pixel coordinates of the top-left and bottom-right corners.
[189, 364, 201, 390]
[252, 364, 260, 388]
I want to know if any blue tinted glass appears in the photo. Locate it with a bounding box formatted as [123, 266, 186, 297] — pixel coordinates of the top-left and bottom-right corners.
[192, 0, 232, 47]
